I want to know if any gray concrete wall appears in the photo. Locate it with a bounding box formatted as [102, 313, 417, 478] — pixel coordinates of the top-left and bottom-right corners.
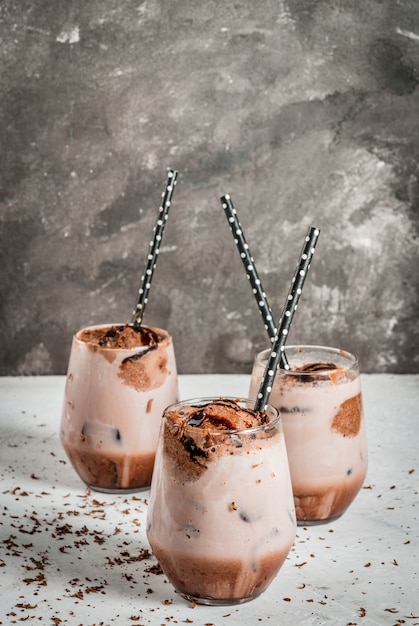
[1, 0, 418, 376]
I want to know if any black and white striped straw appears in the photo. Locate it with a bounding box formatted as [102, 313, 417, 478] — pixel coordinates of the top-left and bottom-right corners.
[254, 226, 320, 412]
[131, 168, 178, 326]
[220, 193, 289, 370]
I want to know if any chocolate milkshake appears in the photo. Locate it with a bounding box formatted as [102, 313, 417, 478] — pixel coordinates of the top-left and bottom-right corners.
[60, 323, 178, 492]
[249, 345, 368, 525]
[146, 397, 296, 605]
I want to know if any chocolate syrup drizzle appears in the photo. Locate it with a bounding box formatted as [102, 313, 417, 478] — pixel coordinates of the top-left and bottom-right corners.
[122, 344, 158, 364]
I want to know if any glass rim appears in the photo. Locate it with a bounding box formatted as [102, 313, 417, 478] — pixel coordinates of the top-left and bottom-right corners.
[74, 323, 172, 350]
[163, 396, 281, 435]
[254, 344, 358, 375]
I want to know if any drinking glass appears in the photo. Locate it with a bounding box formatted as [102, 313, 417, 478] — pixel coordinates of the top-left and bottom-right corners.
[60, 323, 178, 493]
[146, 397, 296, 605]
[249, 346, 368, 525]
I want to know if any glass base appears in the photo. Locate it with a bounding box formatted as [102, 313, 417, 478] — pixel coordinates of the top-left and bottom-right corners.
[180, 593, 260, 606]
[84, 482, 150, 494]
[180, 592, 261, 606]
[297, 513, 343, 527]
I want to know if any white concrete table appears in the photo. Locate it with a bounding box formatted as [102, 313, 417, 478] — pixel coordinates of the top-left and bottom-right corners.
[0, 374, 418, 625]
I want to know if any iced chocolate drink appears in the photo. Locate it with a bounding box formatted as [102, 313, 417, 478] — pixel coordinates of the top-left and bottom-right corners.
[146, 397, 296, 605]
[249, 345, 368, 525]
[60, 323, 178, 493]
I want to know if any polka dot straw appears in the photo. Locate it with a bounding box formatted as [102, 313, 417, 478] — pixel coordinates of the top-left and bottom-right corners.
[131, 168, 178, 326]
[220, 194, 289, 369]
[254, 226, 320, 412]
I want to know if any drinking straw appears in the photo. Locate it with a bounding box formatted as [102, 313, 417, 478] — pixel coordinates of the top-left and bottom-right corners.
[131, 168, 178, 326]
[254, 226, 320, 411]
[220, 193, 289, 370]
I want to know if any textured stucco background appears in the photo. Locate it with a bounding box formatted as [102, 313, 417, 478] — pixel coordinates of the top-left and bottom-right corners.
[1, 0, 419, 376]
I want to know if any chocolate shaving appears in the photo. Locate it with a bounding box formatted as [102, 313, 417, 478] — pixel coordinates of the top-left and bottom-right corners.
[121, 344, 158, 364]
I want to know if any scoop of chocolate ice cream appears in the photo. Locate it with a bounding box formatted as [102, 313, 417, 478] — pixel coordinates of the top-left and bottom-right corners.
[79, 324, 161, 349]
[163, 399, 275, 482]
[178, 398, 268, 431]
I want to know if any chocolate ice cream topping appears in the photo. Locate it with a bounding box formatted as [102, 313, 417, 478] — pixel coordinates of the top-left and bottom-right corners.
[80, 324, 162, 349]
[163, 399, 277, 481]
[185, 399, 269, 431]
[293, 362, 337, 382]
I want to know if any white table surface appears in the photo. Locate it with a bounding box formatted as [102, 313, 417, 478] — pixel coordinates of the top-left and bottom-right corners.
[0, 374, 418, 626]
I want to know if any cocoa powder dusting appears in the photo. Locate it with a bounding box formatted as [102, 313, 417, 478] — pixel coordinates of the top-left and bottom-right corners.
[331, 393, 362, 437]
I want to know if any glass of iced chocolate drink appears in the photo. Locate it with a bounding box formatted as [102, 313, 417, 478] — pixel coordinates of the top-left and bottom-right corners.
[249, 345, 368, 525]
[146, 397, 296, 605]
[60, 323, 178, 493]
